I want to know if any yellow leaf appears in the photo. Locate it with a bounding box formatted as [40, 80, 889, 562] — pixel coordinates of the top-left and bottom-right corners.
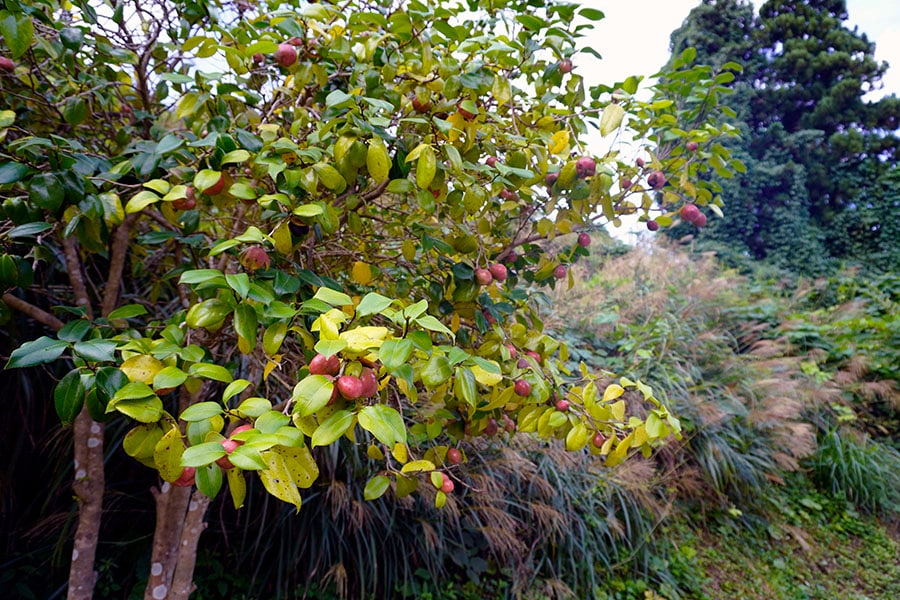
[272, 220, 294, 255]
[351, 261, 373, 285]
[226, 467, 246, 509]
[549, 130, 570, 155]
[599, 103, 625, 136]
[565, 422, 590, 451]
[611, 400, 626, 422]
[121, 355, 165, 385]
[401, 459, 436, 474]
[311, 308, 348, 340]
[367, 443, 384, 460]
[391, 442, 408, 464]
[154, 426, 186, 483]
[366, 137, 391, 183]
[339, 326, 389, 353]
[263, 359, 280, 381]
[446, 112, 465, 142]
[471, 362, 503, 386]
[603, 383, 625, 403]
[258, 449, 303, 511]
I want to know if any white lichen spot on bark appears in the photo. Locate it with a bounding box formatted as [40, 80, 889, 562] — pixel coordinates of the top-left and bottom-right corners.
[152, 584, 167, 599]
[151, 562, 163, 576]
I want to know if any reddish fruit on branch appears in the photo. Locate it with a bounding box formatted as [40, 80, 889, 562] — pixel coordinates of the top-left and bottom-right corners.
[559, 58, 573, 73]
[440, 472, 455, 493]
[555, 399, 570, 412]
[485, 156, 499, 168]
[484, 418, 499, 436]
[309, 353, 341, 376]
[621, 178, 633, 189]
[686, 141, 699, 152]
[505, 344, 517, 359]
[517, 357, 530, 369]
[646, 219, 660, 231]
[172, 186, 196, 211]
[474, 268, 493, 286]
[337, 375, 364, 400]
[172, 467, 196, 487]
[360, 368, 379, 397]
[457, 100, 477, 120]
[577, 232, 591, 247]
[503, 251, 519, 264]
[216, 438, 241, 469]
[514, 379, 531, 397]
[489, 263, 508, 282]
[592, 432, 606, 448]
[647, 171, 666, 190]
[412, 96, 431, 113]
[575, 156, 596, 178]
[240, 246, 270, 271]
[636, 157, 645, 168]
[499, 188, 518, 202]
[526, 350, 542, 364]
[545, 172, 559, 188]
[553, 265, 567, 280]
[0, 56, 15, 72]
[447, 447, 463, 465]
[274, 43, 298, 67]
[252, 53, 265, 64]
[680, 203, 701, 224]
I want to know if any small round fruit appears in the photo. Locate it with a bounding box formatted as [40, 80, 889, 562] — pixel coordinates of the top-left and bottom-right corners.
[646, 220, 660, 232]
[240, 246, 270, 271]
[441, 473, 455, 493]
[636, 157, 645, 168]
[412, 96, 431, 113]
[621, 178, 633, 189]
[514, 379, 531, 397]
[559, 58, 573, 74]
[502, 414, 516, 433]
[172, 467, 196, 487]
[474, 268, 493, 286]
[203, 174, 226, 196]
[252, 52, 265, 64]
[553, 265, 567, 280]
[647, 171, 666, 190]
[504, 250, 519, 264]
[505, 344, 517, 359]
[359, 368, 379, 397]
[484, 418, 499, 436]
[337, 375, 364, 400]
[447, 447, 463, 465]
[555, 399, 570, 412]
[0, 56, 14, 72]
[216, 438, 241, 469]
[172, 189, 196, 211]
[545, 172, 559, 188]
[686, 141, 699, 152]
[526, 351, 541, 364]
[499, 188, 518, 202]
[591, 432, 606, 448]
[693, 212, 707, 228]
[287, 37, 304, 46]
[489, 264, 508, 283]
[457, 100, 477, 120]
[577, 232, 591, 247]
[575, 156, 596, 179]
[485, 156, 499, 168]
[483, 310, 497, 325]
[517, 357, 530, 369]
[274, 43, 298, 67]
[680, 203, 701, 224]
[230, 424, 253, 439]
[309, 353, 341, 376]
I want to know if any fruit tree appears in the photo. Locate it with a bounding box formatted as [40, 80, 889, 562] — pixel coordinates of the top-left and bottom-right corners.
[0, 0, 741, 597]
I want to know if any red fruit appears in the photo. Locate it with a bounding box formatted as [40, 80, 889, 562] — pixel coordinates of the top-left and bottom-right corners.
[553, 265, 567, 280]
[505, 344, 517, 359]
[592, 432, 606, 448]
[172, 467, 196, 487]
[686, 141, 699, 152]
[216, 438, 241, 469]
[499, 188, 518, 202]
[483, 310, 497, 325]
[545, 172, 559, 188]
[636, 157, 645, 168]
[680, 203, 701, 224]
[274, 43, 298, 67]
[647, 171, 666, 190]
[514, 379, 531, 397]
[517, 358, 530, 369]
[457, 100, 477, 120]
[555, 399, 570, 411]
[412, 96, 431, 113]
[287, 37, 304, 46]
[485, 156, 499, 168]
[484, 418, 499, 436]
[252, 52, 265, 64]
[489, 264, 508, 282]
[504, 251, 519, 264]
[577, 232, 591, 247]
[502, 414, 516, 433]
[575, 156, 596, 179]
[203, 174, 226, 196]
[646, 220, 660, 231]
[0, 56, 15, 72]
[693, 212, 707, 228]
[474, 268, 493, 286]
[559, 58, 573, 74]
[447, 447, 463, 465]
[526, 351, 541, 364]
[621, 178, 633, 189]
[337, 375, 364, 400]
[172, 195, 196, 211]
[240, 246, 270, 271]
[360, 368, 379, 397]
[309, 353, 341, 376]
[441, 473, 455, 493]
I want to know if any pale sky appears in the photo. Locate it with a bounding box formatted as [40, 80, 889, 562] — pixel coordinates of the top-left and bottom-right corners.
[578, 0, 900, 100]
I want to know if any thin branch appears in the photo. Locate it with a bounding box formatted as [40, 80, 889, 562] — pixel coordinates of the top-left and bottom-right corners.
[101, 214, 139, 317]
[1, 293, 64, 331]
[61, 235, 94, 320]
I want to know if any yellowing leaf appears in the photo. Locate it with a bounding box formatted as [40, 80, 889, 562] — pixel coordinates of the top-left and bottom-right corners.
[339, 326, 389, 353]
[599, 103, 625, 136]
[391, 442, 408, 464]
[400, 459, 435, 474]
[446, 112, 465, 142]
[471, 362, 503, 386]
[226, 467, 247, 509]
[121, 355, 165, 385]
[603, 383, 625, 403]
[258, 449, 302, 511]
[154, 426, 186, 483]
[311, 308, 348, 340]
[611, 399, 626, 422]
[549, 130, 570, 155]
[351, 261, 373, 285]
[366, 137, 391, 183]
[416, 144, 437, 189]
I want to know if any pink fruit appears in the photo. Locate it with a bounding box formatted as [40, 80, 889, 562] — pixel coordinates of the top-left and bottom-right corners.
[309, 353, 341, 376]
[647, 171, 666, 190]
[474, 268, 493, 286]
[274, 43, 298, 67]
[457, 100, 477, 120]
[240, 246, 270, 271]
[504, 251, 519, 264]
[447, 448, 463, 465]
[505, 344, 517, 359]
[545, 172, 559, 187]
[172, 467, 196, 487]
[483, 310, 497, 325]
[621, 178, 633, 189]
[592, 432, 606, 448]
[636, 157, 645, 168]
[172, 187, 196, 211]
[575, 156, 596, 179]
[502, 414, 516, 433]
[359, 368, 379, 397]
[577, 232, 591, 247]
[514, 379, 531, 397]
[412, 96, 431, 113]
[0, 56, 14, 72]
[693, 212, 707, 228]
[499, 188, 518, 202]
[216, 438, 241, 469]
[646, 220, 660, 231]
[252, 52, 264, 64]
[526, 351, 541, 364]
[203, 174, 226, 196]
[486, 156, 499, 168]
[559, 58, 573, 74]
[553, 265, 567, 280]
[686, 141, 699, 152]
[337, 375, 364, 400]
[441, 474, 455, 494]
[484, 418, 499, 436]
[489, 264, 508, 282]
[680, 203, 701, 224]
[555, 399, 570, 411]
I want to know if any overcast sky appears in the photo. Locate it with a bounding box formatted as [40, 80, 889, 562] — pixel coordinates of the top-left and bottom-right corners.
[579, 0, 900, 100]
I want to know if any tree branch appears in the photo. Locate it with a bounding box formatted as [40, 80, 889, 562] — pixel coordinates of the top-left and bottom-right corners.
[101, 214, 139, 317]
[61, 235, 95, 320]
[1, 293, 64, 331]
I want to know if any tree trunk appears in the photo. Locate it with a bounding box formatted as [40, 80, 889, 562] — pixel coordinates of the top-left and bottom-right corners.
[67, 408, 105, 600]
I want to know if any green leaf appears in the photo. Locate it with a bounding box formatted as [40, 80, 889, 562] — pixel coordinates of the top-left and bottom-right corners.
[237, 396, 272, 417]
[57, 320, 91, 343]
[313, 162, 347, 193]
[599, 103, 625, 137]
[28, 173, 65, 212]
[153, 366, 189, 390]
[63, 98, 88, 126]
[313, 286, 353, 307]
[5, 336, 68, 368]
[233, 302, 258, 352]
[421, 354, 451, 388]
[180, 402, 224, 422]
[363, 475, 390, 501]
[415, 145, 437, 189]
[367, 137, 391, 183]
[0, 11, 34, 59]
[262, 322, 288, 356]
[379, 338, 413, 371]
[189, 363, 233, 383]
[179, 269, 226, 285]
[195, 463, 223, 500]
[181, 441, 226, 467]
[124, 190, 160, 214]
[311, 409, 354, 447]
[416, 315, 453, 336]
[293, 203, 324, 217]
[222, 379, 251, 403]
[221, 149, 251, 165]
[59, 26, 84, 51]
[6, 221, 51, 238]
[453, 367, 478, 409]
[110, 395, 164, 423]
[106, 304, 148, 320]
[0, 162, 30, 184]
[291, 375, 335, 418]
[72, 339, 117, 363]
[357, 404, 406, 446]
[313, 338, 347, 357]
[356, 292, 393, 317]
[54, 369, 85, 424]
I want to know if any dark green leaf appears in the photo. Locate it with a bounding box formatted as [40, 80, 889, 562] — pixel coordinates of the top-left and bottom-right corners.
[5, 336, 68, 368]
[54, 369, 85, 424]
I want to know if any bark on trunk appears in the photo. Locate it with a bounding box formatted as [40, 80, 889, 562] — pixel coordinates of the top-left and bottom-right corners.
[67, 408, 105, 600]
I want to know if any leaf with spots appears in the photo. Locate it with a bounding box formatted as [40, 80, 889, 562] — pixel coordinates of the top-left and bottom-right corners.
[154, 426, 186, 482]
[258, 448, 303, 511]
